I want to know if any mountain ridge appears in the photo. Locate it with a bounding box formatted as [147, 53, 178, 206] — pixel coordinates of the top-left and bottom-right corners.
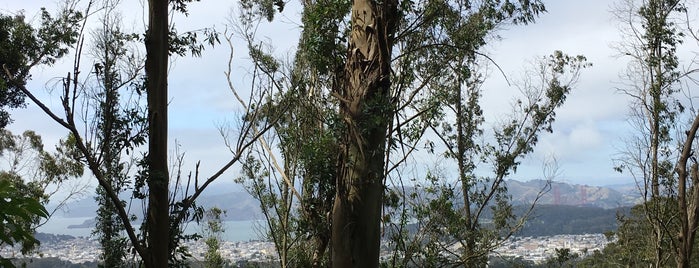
[53, 179, 642, 221]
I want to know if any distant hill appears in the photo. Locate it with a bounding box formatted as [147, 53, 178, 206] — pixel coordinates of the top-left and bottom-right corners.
[193, 191, 262, 221]
[54, 180, 642, 227]
[53, 186, 261, 221]
[506, 180, 642, 209]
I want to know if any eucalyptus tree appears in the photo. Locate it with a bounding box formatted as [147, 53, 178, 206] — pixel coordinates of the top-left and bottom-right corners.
[387, 51, 588, 267]
[333, 1, 549, 266]
[613, 0, 699, 267]
[230, 1, 344, 267]
[87, 0, 146, 266]
[0, 9, 81, 128]
[0, 7, 84, 267]
[142, 0, 169, 265]
[4, 0, 271, 266]
[234, 0, 559, 267]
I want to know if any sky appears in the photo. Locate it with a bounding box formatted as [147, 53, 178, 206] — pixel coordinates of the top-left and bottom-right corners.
[481, 0, 635, 186]
[3, 0, 696, 191]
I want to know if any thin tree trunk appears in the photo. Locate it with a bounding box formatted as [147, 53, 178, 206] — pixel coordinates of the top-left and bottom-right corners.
[649, 9, 665, 266]
[655, 224, 663, 268]
[145, 0, 169, 266]
[455, 80, 475, 267]
[331, 0, 397, 266]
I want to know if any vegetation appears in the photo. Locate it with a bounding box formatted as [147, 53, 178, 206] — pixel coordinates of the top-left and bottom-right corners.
[203, 207, 227, 268]
[235, 1, 585, 267]
[611, 0, 699, 267]
[0, 130, 83, 267]
[1, 0, 259, 266]
[5, 0, 699, 267]
[517, 205, 625, 237]
[87, 1, 145, 267]
[0, 9, 81, 128]
[384, 51, 588, 267]
[0, 180, 48, 267]
[0, 16, 85, 266]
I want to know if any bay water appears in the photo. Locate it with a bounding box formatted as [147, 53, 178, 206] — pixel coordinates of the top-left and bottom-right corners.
[37, 217, 264, 242]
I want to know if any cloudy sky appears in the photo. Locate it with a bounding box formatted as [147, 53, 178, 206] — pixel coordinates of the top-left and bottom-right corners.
[4, 0, 697, 190]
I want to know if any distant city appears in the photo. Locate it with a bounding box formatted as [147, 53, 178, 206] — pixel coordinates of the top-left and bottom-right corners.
[1, 235, 277, 265]
[0, 233, 611, 265]
[2, 179, 630, 265]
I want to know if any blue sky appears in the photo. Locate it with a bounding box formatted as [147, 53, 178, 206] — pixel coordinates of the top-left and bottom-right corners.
[4, 0, 694, 189]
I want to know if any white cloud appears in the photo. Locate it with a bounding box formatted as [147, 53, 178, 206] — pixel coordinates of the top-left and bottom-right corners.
[568, 121, 603, 150]
[532, 123, 601, 164]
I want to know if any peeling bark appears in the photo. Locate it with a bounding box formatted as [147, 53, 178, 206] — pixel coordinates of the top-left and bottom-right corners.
[331, 0, 397, 266]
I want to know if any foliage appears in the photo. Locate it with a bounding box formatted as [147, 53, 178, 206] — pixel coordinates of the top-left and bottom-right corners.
[0, 8, 82, 127]
[233, 0, 584, 267]
[487, 256, 538, 268]
[203, 207, 227, 268]
[0, 129, 83, 267]
[579, 203, 657, 266]
[238, 122, 338, 267]
[238, 0, 286, 22]
[382, 51, 589, 267]
[87, 1, 146, 267]
[612, 0, 699, 267]
[576, 200, 699, 267]
[232, 1, 344, 266]
[544, 248, 580, 268]
[0, 129, 84, 201]
[0, 179, 49, 268]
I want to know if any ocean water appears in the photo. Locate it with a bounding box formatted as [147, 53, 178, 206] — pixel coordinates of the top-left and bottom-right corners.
[37, 217, 264, 242]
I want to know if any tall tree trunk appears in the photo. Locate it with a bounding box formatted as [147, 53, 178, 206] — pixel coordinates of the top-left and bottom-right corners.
[676, 114, 699, 268]
[145, 0, 169, 266]
[331, 0, 397, 267]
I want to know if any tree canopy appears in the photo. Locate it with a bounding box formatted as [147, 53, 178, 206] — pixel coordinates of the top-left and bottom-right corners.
[0, 9, 81, 128]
